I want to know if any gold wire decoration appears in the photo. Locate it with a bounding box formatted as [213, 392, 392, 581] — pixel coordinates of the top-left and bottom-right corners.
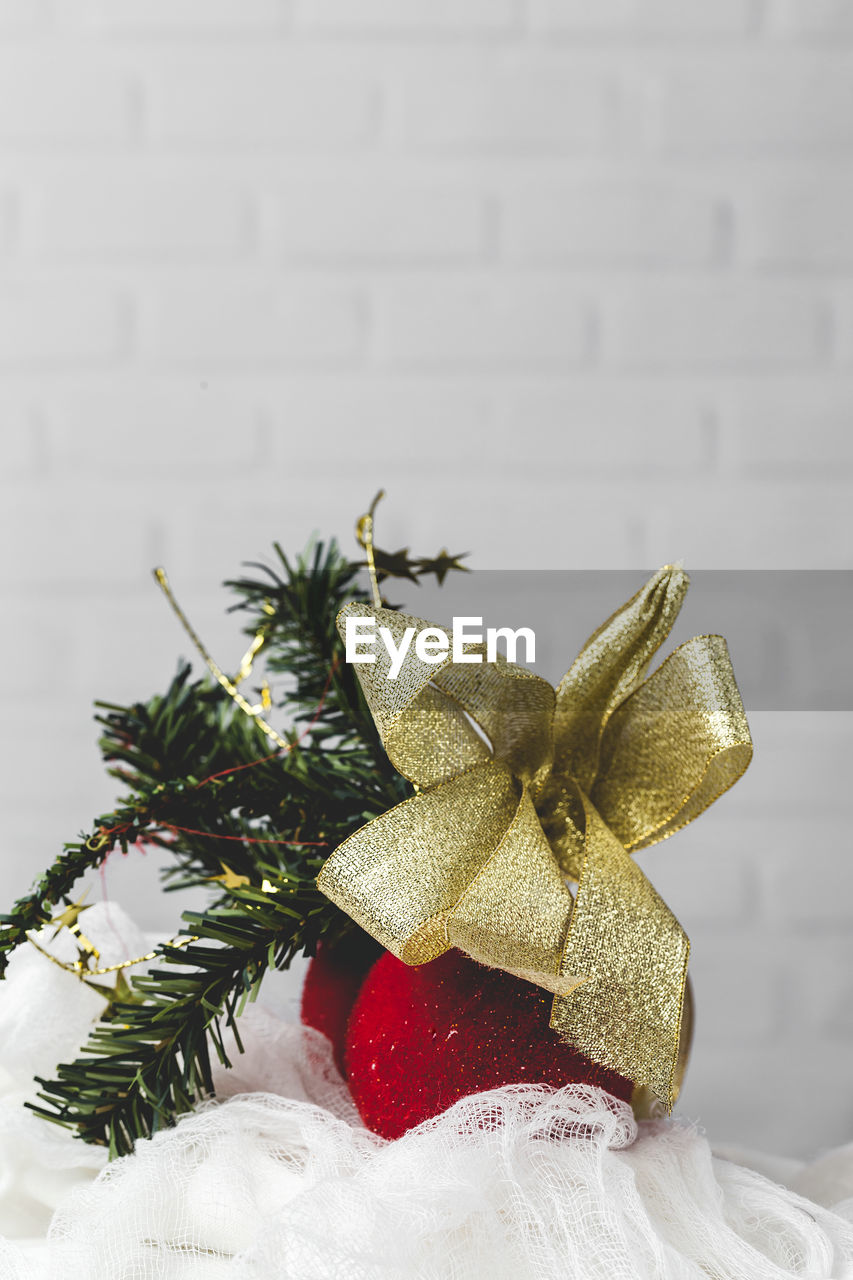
[153, 568, 289, 752]
[233, 630, 272, 712]
[355, 488, 385, 610]
[26, 901, 198, 990]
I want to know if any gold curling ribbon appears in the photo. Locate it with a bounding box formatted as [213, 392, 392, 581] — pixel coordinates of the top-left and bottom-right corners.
[317, 568, 752, 1108]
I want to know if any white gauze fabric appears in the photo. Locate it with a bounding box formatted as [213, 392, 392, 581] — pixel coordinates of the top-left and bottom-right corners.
[0, 903, 150, 1242]
[2, 905, 853, 1278]
[32, 1018, 853, 1280]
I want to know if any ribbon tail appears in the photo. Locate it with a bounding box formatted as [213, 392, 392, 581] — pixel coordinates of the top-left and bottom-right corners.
[550, 793, 689, 1110]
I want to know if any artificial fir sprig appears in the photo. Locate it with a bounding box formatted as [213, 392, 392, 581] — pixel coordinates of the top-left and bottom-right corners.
[225, 537, 383, 752]
[0, 658, 377, 975]
[29, 875, 344, 1158]
[1, 527, 465, 1153]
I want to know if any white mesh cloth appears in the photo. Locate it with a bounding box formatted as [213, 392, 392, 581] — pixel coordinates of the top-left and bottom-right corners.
[2, 906, 853, 1279]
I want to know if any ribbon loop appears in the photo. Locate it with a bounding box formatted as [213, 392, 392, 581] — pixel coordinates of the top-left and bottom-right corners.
[591, 634, 753, 851]
[337, 603, 491, 787]
[434, 659, 555, 782]
[447, 785, 581, 997]
[553, 566, 688, 791]
[318, 761, 520, 965]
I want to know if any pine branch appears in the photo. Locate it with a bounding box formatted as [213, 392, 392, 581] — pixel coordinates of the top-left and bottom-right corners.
[0, 664, 332, 974]
[3, 532, 444, 1154]
[29, 876, 350, 1157]
[225, 538, 379, 750]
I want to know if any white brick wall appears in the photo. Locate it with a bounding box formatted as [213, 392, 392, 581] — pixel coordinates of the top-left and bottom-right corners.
[0, 54, 137, 142]
[1, 0, 851, 1159]
[737, 180, 853, 269]
[502, 182, 725, 266]
[528, 0, 759, 36]
[275, 183, 488, 261]
[0, 287, 129, 364]
[768, 0, 853, 38]
[149, 63, 379, 148]
[652, 58, 853, 153]
[600, 281, 829, 369]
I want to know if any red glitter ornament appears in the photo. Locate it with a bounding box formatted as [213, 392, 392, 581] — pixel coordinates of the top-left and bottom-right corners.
[300, 931, 382, 1075]
[343, 948, 634, 1140]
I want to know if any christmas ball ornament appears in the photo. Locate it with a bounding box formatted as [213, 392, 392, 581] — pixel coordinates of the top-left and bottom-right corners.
[319, 530, 751, 1115]
[300, 931, 382, 1075]
[343, 948, 634, 1141]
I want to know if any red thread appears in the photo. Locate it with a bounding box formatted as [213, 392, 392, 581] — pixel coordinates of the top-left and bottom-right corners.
[194, 750, 283, 788]
[94, 659, 339, 868]
[295, 653, 340, 741]
[161, 823, 328, 848]
[100, 822, 132, 839]
[95, 818, 326, 850]
[193, 655, 340, 789]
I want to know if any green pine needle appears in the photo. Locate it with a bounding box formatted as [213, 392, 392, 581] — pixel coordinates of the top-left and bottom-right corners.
[2, 534, 452, 1155]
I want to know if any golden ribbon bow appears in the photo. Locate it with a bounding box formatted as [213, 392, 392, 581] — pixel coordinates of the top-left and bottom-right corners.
[317, 568, 752, 1108]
